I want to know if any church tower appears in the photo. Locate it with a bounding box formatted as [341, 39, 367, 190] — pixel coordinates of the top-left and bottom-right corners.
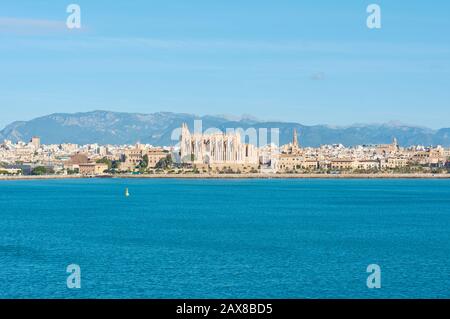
[392, 137, 399, 151]
[293, 129, 298, 147]
[289, 128, 300, 154]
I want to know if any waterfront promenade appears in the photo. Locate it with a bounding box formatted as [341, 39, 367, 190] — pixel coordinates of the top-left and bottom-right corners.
[1, 173, 450, 181]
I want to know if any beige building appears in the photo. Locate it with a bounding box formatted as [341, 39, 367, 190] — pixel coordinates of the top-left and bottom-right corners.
[429, 147, 446, 165]
[381, 157, 408, 169]
[302, 159, 320, 170]
[78, 163, 109, 176]
[411, 148, 446, 166]
[278, 154, 301, 171]
[146, 148, 168, 168]
[30, 136, 41, 149]
[355, 160, 380, 170]
[278, 156, 320, 171]
[121, 145, 144, 171]
[330, 159, 355, 170]
[64, 153, 90, 171]
[120, 145, 169, 171]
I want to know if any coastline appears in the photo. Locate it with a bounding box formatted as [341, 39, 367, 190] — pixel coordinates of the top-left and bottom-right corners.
[1, 173, 450, 181]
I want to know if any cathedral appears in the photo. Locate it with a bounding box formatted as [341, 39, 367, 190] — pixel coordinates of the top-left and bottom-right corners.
[179, 123, 259, 169]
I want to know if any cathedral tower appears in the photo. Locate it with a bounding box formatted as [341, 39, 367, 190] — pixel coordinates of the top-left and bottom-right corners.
[293, 129, 299, 148]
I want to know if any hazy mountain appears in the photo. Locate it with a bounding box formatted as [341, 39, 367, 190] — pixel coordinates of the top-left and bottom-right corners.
[1, 110, 449, 147]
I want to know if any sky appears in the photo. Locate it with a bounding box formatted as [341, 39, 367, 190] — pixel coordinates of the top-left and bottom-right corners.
[0, 0, 449, 129]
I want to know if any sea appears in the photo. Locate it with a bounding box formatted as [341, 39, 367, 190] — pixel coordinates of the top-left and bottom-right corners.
[0, 178, 449, 298]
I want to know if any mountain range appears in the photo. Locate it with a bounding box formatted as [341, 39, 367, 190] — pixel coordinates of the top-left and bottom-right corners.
[1, 110, 449, 147]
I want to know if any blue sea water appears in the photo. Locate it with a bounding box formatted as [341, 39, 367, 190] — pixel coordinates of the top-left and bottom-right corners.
[0, 178, 450, 299]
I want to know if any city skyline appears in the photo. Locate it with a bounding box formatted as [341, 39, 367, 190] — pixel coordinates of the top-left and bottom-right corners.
[1, 124, 449, 178]
[1, 0, 450, 129]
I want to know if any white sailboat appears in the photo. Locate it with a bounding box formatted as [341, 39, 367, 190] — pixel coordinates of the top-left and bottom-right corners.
[125, 188, 130, 197]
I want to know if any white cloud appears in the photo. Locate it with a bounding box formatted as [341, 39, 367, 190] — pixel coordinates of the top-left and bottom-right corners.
[0, 17, 67, 34]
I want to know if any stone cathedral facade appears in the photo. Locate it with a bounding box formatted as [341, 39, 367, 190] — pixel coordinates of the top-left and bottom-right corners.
[179, 123, 258, 169]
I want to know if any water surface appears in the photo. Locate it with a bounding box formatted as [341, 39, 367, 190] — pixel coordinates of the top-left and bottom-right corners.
[1, 179, 449, 298]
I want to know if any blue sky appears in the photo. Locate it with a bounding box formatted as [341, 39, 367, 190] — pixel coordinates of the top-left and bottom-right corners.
[1, 0, 449, 129]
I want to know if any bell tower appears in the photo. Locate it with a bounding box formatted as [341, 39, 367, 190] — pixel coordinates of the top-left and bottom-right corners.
[293, 129, 299, 148]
